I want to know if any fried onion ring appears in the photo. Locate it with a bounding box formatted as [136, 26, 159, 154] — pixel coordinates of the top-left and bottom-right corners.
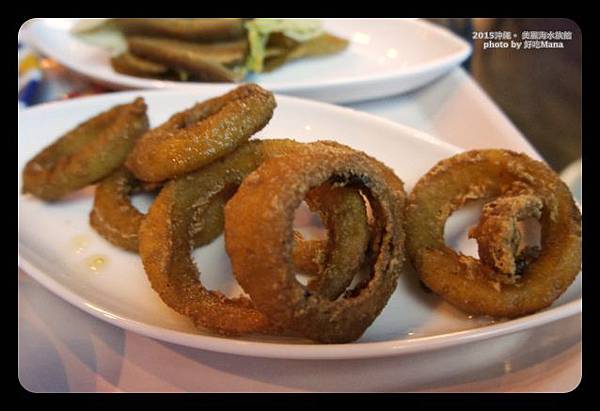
[22, 98, 149, 201]
[405, 149, 582, 318]
[138, 140, 371, 336]
[126, 36, 247, 82]
[125, 84, 275, 182]
[225, 146, 406, 343]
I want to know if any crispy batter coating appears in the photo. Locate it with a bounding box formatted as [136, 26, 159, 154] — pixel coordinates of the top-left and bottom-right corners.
[405, 149, 582, 318]
[468, 194, 543, 283]
[292, 232, 327, 276]
[89, 167, 146, 251]
[126, 84, 275, 182]
[140, 183, 274, 336]
[138, 140, 371, 337]
[225, 146, 406, 343]
[22, 98, 149, 201]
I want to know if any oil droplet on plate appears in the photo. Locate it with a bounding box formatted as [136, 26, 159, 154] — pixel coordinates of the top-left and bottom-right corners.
[386, 48, 399, 59]
[86, 255, 108, 272]
[71, 235, 90, 254]
[352, 31, 371, 45]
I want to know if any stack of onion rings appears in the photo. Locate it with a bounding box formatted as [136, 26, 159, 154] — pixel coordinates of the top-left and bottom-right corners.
[138, 140, 374, 336]
[405, 149, 582, 318]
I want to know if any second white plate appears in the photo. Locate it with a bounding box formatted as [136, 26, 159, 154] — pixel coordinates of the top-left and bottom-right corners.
[22, 18, 472, 103]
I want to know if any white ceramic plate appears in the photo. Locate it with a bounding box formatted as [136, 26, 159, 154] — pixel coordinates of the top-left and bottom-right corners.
[21, 18, 471, 104]
[18, 90, 581, 359]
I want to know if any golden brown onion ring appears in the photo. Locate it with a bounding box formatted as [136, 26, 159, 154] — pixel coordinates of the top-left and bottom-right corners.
[125, 84, 275, 182]
[405, 149, 582, 318]
[225, 146, 406, 343]
[22, 98, 149, 201]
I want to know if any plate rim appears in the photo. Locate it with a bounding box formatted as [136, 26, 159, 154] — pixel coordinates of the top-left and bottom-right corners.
[23, 18, 472, 93]
[18, 255, 582, 360]
[18, 90, 582, 360]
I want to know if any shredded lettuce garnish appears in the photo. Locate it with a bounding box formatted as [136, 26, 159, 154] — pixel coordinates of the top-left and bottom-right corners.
[245, 19, 323, 73]
[71, 20, 128, 56]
